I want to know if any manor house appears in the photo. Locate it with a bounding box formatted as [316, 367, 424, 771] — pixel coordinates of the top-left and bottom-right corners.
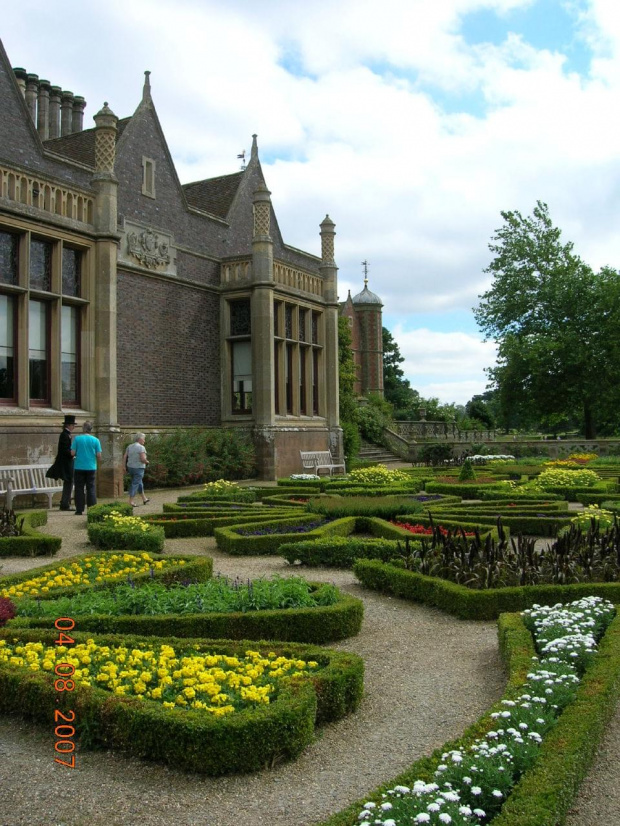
[0, 39, 343, 492]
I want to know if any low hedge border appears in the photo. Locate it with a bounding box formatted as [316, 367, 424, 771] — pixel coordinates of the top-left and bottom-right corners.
[0, 510, 61, 557]
[280, 535, 403, 567]
[86, 502, 134, 523]
[429, 500, 568, 512]
[317, 609, 620, 826]
[480, 489, 563, 501]
[321, 484, 425, 497]
[214, 514, 340, 555]
[10, 587, 364, 644]
[577, 492, 620, 506]
[541, 484, 614, 502]
[87, 520, 165, 554]
[353, 557, 620, 620]
[141, 510, 302, 537]
[0, 629, 364, 775]
[0, 553, 212, 601]
[425, 481, 505, 498]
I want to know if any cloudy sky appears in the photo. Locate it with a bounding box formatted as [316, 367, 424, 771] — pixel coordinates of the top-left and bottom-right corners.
[4, 0, 620, 404]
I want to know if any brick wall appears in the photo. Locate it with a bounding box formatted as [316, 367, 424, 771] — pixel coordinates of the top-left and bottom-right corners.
[117, 269, 220, 426]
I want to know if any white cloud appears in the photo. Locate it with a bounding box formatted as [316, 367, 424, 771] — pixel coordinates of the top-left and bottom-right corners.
[3, 0, 619, 405]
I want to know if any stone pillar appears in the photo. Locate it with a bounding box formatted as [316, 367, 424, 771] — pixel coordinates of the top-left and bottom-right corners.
[92, 102, 122, 497]
[37, 79, 50, 140]
[319, 215, 343, 460]
[13, 67, 27, 97]
[251, 183, 275, 428]
[49, 86, 62, 138]
[72, 96, 86, 132]
[25, 73, 38, 123]
[61, 90, 74, 135]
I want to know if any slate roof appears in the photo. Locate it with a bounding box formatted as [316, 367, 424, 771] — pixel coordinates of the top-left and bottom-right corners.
[43, 117, 132, 166]
[182, 172, 244, 219]
[352, 284, 383, 305]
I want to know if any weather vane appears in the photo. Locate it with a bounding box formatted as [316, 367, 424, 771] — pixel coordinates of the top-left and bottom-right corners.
[237, 150, 246, 171]
[361, 260, 369, 288]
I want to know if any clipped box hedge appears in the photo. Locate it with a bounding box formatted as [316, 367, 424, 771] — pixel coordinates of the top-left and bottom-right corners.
[419, 506, 572, 537]
[0, 629, 364, 775]
[353, 557, 620, 620]
[317, 610, 620, 826]
[86, 502, 134, 522]
[0, 553, 212, 601]
[480, 489, 563, 501]
[142, 510, 300, 537]
[0, 510, 61, 557]
[87, 519, 165, 554]
[280, 535, 404, 568]
[424, 480, 504, 498]
[214, 514, 343, 555]
[11, 586, 364, 644]
[392, 514, 503, 541]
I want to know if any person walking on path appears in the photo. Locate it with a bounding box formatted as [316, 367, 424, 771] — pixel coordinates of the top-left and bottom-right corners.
[124, 432, 150, 507]
[71, 421, 102, 516]
[45, 414, 76, 510]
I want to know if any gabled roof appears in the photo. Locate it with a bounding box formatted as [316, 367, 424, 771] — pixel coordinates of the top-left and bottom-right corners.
[182, 172, 244, 219]
[43, 117, 131, 166]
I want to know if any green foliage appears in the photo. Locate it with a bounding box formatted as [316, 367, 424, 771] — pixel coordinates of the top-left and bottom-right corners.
[338, 316, 360, 463]
[138, 428, 256, 488]
[0, 511, 61, 557]
[355, 394, 393, 444]
[87, 502, 134, 522]
[416, 443, 454, 465]
[280, 535, 404, 568]
[87, 517, 165, 554]
[458, 458, 476, 481]
[475, 201, 620, 438]
[307, 495, 423, 520]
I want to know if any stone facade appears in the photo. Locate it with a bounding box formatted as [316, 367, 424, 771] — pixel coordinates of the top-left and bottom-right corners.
[0, 39, 342, 489]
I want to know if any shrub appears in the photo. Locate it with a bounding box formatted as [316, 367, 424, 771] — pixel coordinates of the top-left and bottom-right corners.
[307, 496, 423, 520]
[536, 467, 602, 489]
[0, 511, 61, 557]
[416, 444, 454, 465]
[87, 502, 133, 523]
[87, 513, 165, 554]
[139, 428, 256, 488]
[347, 465, 413, 486]
[458, 458, 476, 481]
[280, 535, 404, 567]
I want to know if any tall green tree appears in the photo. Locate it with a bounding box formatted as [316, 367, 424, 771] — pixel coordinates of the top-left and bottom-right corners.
[382, 327, 420, 414]
[474, 202, 620, 438]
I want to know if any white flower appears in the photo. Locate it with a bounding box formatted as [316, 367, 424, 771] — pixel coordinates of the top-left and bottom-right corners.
[380, 803, 393, 811]
[439, 815, 452, 824]
[414, 815, 431, 824]
[492, 790, 503, 798]
[471, 786, 482, 796]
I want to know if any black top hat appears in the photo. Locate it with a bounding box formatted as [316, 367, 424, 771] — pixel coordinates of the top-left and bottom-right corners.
[63, 414, 76, 425]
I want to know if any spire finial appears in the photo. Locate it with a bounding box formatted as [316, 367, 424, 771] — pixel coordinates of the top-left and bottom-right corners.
[362, 260, 369, 288]
[143, 70, 151, 102]
[251, 133, 258, 161]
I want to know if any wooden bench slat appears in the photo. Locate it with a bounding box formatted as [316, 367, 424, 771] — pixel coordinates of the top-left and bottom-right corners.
[0, 464, 63, 509]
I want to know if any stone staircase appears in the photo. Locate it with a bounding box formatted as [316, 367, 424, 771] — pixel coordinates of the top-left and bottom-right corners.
[358, 440, 402, 465]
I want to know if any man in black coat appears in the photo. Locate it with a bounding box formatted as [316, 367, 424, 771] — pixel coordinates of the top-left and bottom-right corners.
[46, 414, 76, 510]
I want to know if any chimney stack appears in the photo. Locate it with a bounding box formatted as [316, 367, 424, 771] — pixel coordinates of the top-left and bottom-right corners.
[48, 86, 62, 138]
[25, 73, 39, 122]
[37, 80, 51, 140]
[13, 67, 86, 139]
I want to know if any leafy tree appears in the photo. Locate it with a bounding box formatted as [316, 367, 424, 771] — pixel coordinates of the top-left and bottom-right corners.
[474, 202, 620, 439]
[382, 327, 421, 414]
[465, 395, 495, 429]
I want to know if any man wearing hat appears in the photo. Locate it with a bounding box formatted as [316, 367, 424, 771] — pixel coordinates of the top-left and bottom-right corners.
[45, 415, 76, 511]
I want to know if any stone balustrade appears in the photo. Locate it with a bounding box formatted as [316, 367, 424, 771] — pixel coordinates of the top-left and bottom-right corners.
[0, 164, 94, 224]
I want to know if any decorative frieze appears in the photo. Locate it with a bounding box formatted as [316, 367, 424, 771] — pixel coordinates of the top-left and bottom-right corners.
[118, 219, 177, 276]
[274, 262, 323, 297]
[0, 163, 94, 224]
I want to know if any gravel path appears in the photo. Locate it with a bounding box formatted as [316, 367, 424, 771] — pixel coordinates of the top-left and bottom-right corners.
[0, 489, 511, 825]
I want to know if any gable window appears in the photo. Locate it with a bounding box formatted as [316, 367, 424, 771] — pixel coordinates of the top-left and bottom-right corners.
[142, 157, 156, 198]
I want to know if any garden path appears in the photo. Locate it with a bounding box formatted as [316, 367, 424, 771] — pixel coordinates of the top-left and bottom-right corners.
[1, 487, 613, 826]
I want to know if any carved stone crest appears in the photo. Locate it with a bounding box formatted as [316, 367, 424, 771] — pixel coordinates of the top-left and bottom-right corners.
[127, 228, 171, 269]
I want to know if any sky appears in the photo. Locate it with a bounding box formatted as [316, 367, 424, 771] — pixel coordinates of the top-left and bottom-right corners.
[3, 0, 620, 405]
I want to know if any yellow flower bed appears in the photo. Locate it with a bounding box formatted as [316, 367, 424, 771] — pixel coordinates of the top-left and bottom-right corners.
[0, 552, 184, 601]
[347, 464, 411, 485]
[0, 639, 318, 715]
[104, 512, 151, 533]
[203, 479, 240, 493]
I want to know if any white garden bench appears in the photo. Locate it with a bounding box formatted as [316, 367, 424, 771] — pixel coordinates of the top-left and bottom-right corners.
[299, 450, 346, 477]
[0, 464, 62, 510]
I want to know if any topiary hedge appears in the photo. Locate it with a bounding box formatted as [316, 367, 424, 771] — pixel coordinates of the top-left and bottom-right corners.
[353, 557, 620, 620]
[0, 629, 363, 775]
[86, 502, 134, 522]
[0, 510, 61, 557]
[11, 587, 364, 644]
[87, 517, 165, 554]
[280, 535, 403, 567]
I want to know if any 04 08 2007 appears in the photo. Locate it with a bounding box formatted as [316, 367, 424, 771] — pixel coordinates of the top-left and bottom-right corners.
[53, 616, 77, 768]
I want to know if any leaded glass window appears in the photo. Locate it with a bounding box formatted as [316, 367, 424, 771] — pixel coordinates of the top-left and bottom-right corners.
[230, 299, 251, 336]
[30, 239, 52, 291]
[0, 231, 18, 286]
[62, 247, 82, 296]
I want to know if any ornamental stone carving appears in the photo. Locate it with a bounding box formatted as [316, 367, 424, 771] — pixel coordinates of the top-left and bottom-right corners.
[119, 220, 177, 277]
[127, 228, 170, 269]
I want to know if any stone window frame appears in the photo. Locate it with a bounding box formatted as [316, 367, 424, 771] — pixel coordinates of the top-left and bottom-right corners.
[141, 156, 156, 199]
[0, 220, 92, 410]
[225, 296, 253, 416]
[273, 299, 323, 418]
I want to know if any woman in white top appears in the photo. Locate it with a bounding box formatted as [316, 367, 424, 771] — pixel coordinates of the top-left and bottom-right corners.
[124, 432, 150, 507]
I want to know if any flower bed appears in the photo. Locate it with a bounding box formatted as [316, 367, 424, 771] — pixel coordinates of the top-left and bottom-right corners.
[87, 512, 165, 553]
[337, 597, 616, 826]
[280, 535, 405, 568]
[0, 553, 211, 601]
[0, 510, 61, 557]
[392, 521, 477, 537]
[10, 577, 364, 644]
[0, 629, 363, 775]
